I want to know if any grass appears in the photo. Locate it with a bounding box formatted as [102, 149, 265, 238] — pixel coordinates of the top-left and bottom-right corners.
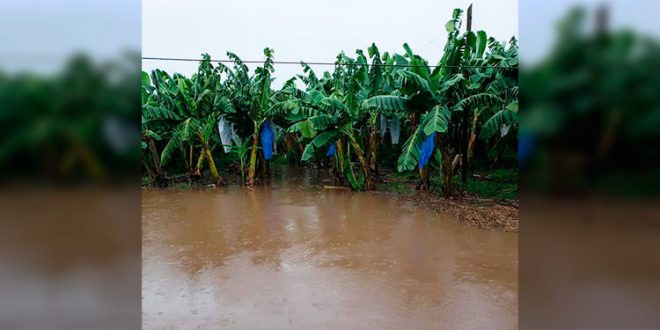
[381, 170, 416, 194]
[380, 166, 517, 200]
[171, 182, 194, 190]
[383, 181, 413, 194]
[142, 162, 518, 200]
[458, 167, 518, 200]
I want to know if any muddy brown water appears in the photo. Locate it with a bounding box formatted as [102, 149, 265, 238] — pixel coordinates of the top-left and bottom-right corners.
[142, 168, 517, 329]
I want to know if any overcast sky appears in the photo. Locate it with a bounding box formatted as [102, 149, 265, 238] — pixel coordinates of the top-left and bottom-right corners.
[0, 0, 140, 73]
[142, 0, 518, 87]
[520, 0, 660, 65]
[3, 1, 659, 77]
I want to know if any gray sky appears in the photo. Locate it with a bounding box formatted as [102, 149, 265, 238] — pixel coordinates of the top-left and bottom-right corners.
[520, 0, 660, 65]
[3, 1, 659, 77]
[142, 0, 518, 87]
[0, 0, 140, 73]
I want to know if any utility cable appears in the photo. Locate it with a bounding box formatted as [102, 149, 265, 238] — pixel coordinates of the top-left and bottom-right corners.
[142, 56, 515, 70]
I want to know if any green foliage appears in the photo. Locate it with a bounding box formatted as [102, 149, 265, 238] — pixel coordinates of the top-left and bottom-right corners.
[361, 95, 408, 114]
[422, 105, 451, 136]
[480, 102, 519, 140]
[140, 7, 518, 193]
[301, 131, 338, 161]
[227, 136, 251, 184]
[397, 126, 425, 172]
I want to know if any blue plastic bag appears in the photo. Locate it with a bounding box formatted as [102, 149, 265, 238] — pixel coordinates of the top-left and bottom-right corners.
[260, 120, 274, 160]
[326, 143, 336, 157]
[418, 132, 435, 169]
[518, 131, 535, 166]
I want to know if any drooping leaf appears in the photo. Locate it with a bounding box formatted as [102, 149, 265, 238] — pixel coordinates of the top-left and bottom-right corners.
[306, 114, 334, 131]
[480, 107, 519, 140]
[301, 131, 338, 161]
[422, 105, 451, 136]
[397, 125, 426, 172]
[397, 70, 435, 101]
[289, 119, 316, 138]
[143, 130, 161, 140]
[361, 95, 408, 114]
[453, 93, 503, 112]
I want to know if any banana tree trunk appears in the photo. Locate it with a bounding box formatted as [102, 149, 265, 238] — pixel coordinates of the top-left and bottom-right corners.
[333, 139, 346, 185]
[142, 156, 154, 182]
[189, 144, 194, 174]
[247, 133, 259, 187]
[204, 145, 222, 185]
[296, 133, 304, 154]
[284, 133, 295, 155]
[417, 133, 439, 192]
[348, 137, 372, 191]
[147, 136, 162, 177]
[261, 152, 270, 178]
[459, 106, 473, 183]
[440, 137, 455, 197]
[196, 151, 205, 177]
[418, 166, 430, 191]
[368, 127, 377, 172]
[466, 109, 479, 176]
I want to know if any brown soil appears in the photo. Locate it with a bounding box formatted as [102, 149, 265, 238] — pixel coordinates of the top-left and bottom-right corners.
[372, 190, 519, 232]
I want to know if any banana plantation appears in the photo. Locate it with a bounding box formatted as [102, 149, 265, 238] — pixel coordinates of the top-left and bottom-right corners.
[141, 9, 518, 197]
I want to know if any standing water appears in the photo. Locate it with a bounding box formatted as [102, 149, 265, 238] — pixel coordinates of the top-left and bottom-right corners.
[142, 168, 517, 329]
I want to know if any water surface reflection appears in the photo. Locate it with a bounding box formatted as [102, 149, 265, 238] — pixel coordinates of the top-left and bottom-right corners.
[143, 169, 517, 329]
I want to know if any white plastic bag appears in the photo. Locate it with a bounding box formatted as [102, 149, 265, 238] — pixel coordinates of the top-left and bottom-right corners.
[218, 115, 234, 152]
[389, 117, 401, 144]
[379, 113, 387, 138]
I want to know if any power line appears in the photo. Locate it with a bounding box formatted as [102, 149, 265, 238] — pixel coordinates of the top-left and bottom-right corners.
[141, 56, 515, 70]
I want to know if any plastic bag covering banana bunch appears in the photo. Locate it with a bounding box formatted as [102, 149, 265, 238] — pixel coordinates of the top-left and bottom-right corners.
[326, 143, 336, 157]
[379, 113, 387, 138]
[389, 117, 401, 144]
[218, 115, 234, 152]
[418, 132, 435, 169]
[260, 120, 274, 160]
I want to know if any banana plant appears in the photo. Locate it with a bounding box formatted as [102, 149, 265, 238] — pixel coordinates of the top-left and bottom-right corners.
[145, 54, 225, 184]
[243, 48, 276, 186]
[221, 48, 292, 186]
[227, 135, 252, 185]
[160, 115, 222, 185]
[364, 43, 454, 192]
[384, 8, 516, 196]
[362, 44, 410, 173]
[451, 34, 519, 181]
[282, 54, 375, 190]
[138, 7, 519, 194]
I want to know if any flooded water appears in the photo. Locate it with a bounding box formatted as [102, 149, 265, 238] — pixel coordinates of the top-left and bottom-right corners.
[0, 188, 141, 329]
[142, 168, 518, 329]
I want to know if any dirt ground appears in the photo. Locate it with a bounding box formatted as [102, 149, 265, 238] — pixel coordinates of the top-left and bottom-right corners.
[372, 190, 519, 232]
